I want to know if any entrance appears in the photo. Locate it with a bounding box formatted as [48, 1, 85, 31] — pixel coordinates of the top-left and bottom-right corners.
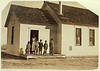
[30, 30, 39, 53]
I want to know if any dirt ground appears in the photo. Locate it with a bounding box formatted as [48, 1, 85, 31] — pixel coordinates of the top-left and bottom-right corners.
[1, 52, 98, 70]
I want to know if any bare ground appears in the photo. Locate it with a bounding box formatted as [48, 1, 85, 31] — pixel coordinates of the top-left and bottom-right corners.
[1, 52, 98, 70]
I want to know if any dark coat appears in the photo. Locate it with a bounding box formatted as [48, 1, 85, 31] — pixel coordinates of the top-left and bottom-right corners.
[49, 41, 54, 54]
[39, 42, 43, 51]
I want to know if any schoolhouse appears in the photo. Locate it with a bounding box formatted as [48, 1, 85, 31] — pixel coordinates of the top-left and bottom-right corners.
[5, 1, 99, 56]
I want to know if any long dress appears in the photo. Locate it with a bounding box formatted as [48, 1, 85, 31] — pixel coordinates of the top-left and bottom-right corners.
[32, 41, 35, 52]
[50, 41, 54, 54]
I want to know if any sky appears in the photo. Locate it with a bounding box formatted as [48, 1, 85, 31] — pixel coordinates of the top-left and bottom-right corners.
[1, 1, 99, 45]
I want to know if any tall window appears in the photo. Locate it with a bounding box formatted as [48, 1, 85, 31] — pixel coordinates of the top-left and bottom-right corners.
[11, 26, 14, 44]
[89, 29, 95, 46]
[76, 28, 81, 45]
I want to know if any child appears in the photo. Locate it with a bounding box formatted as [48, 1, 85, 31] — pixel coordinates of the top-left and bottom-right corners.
[43, 40, 48, 55]
[26, 41, 31, 54]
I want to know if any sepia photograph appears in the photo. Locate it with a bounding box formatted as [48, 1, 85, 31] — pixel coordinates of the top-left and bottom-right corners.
[1, 0, 99, 70]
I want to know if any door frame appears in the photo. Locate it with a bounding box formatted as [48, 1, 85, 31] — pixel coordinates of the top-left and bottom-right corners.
[30, 30, 39, 53]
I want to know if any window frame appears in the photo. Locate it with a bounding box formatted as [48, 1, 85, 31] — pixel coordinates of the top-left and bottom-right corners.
[89, 29, 95, 46]
[11, 26, 14, 44]
[76, 28, 82, 46]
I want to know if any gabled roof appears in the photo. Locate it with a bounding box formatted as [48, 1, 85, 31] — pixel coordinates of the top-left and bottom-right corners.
[5, 5, 57, 27]
[45, 2, 98, 27]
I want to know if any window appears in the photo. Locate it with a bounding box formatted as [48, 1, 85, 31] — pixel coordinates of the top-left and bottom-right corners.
[11, 26, 14, 44]
[89, 29, 95, 46]
[76, 28, 81, 45]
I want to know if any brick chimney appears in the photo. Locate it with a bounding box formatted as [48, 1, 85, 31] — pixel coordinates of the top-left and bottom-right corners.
[59, 1, 62, 15]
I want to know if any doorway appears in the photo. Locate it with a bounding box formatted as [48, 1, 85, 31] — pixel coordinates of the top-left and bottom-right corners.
[30, 30, 39, 53]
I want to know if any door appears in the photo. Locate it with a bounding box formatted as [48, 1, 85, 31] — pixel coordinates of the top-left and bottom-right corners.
[30, 30, 39, 53]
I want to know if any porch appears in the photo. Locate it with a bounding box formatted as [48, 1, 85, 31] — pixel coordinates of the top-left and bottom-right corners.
[20, 54, 66, 60]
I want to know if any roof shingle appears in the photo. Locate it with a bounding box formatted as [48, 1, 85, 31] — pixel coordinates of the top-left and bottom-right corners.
[5, 4, 57, 27]
[46, 2, 98, 27]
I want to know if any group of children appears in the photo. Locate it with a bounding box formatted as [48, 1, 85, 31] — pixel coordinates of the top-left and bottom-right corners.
[25, 37, 54, 55]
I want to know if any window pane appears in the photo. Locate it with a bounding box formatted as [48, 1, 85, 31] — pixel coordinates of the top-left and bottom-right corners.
[76, 28, 81, 45]
[89, 29, 95, 46]
[11, 26, 14, 44]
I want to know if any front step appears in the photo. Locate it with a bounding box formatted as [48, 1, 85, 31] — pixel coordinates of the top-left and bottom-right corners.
[20, 54, 66, 60]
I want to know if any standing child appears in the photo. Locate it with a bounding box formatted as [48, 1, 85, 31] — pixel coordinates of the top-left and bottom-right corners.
[26, 41, 31, 54]
[43, 40, 48, 55]
[39, 39, 43, 55]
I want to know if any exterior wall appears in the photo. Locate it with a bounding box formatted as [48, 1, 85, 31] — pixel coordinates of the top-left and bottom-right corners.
[45, 24, 57, 53]
[20, 23, 57, 54]
[57, 24, 62, 54]
[42, 3, 62, 54]
[6, 12, 20, 56]
[62, 24, 99, 56]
